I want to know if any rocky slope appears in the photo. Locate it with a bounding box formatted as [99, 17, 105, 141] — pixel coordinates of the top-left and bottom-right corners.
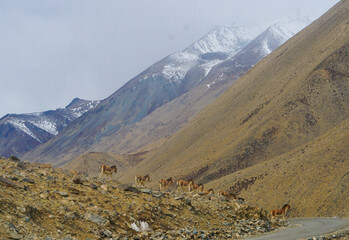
[119, 0, 349, 217]
[0, 98, 99, 158]
[0, 157, 287, 239]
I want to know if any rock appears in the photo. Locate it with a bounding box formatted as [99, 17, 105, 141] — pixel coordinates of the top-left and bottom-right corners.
[141, 189, 152, 194]
[9, 232, 22, 239]
[16, 161, 26, 169]
[0, 176, 20, 188]
[10, 155, 20, 161]
[85, 212, 109, 226]
[184, 198, 192, 206]
[100, 184, 108, 191]
[89, 183, 98, 190]
[6, 175, 19, 181]
[175, 196, 184, 200]
[58, 192, 69, 197]
[64, 212, 79, 221]
[20, 177, 35, 184]
[123, 186, 141, 193]
[73, 176, 83, 184]
[100, 229, 112, 238]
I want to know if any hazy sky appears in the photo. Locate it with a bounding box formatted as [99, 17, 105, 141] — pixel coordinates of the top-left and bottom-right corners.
[0, 0, 339, 118]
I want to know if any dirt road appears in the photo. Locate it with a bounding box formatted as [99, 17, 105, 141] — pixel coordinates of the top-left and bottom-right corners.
[248, 218, 349, 240]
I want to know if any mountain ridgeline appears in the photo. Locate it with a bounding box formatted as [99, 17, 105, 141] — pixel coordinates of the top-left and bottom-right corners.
[23, 20, 309, 168]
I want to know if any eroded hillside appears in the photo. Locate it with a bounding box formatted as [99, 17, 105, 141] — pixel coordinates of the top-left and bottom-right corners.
[0, 157, 288, 239]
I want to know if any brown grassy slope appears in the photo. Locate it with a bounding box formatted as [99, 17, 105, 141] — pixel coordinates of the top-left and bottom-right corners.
[120, 1, 349, 190]
[89, 79, 233, 155]
[63, 151, 146, 177]
[207, 118, 349, 218]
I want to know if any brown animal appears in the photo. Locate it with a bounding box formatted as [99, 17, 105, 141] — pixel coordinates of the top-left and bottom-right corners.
[159, 177, 173, 191]
[176, 179, 194, 192]
[189, 183, 204, 192]
[270, 204, 291, 220]
[218, 190, 237, 200]
[204, 188, 215, 195]
[135, 174, 150, 187]
[99, 164, 117, 180]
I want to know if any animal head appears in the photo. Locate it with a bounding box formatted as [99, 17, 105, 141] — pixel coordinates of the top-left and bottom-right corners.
[207, 188, 214, 194]
[283, 204, 291, 210]
[111, 165, 117, 173]
[167, 177, 173, 184]
[144, 174, 150, 181]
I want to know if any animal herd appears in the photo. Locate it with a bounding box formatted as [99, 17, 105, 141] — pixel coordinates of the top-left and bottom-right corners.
[99, 164, 291, 220]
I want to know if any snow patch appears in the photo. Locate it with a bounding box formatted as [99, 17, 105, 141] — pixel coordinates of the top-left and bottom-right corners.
[8, 119, 42, 143]
[29, 120, 58, 135]
[162, 52, 198, 81]
[261, 39, 272, 55]
[70, 100, 100, 118]
[207, 82, 216, 89]
[187, 25, 258, 55]
[201, 59, 224, 77]
[161, 24, 261, 82]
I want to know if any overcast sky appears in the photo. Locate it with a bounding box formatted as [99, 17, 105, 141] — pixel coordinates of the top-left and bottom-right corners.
[0, 0, 339, 118]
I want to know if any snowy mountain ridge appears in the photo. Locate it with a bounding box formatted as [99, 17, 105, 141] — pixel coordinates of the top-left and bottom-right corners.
[186, 25, 258, 55]
[160, 24, 260, 83]
[159, 18, 310, 83]
[3, 98, 100, 138]
[0, 98, 99, 157]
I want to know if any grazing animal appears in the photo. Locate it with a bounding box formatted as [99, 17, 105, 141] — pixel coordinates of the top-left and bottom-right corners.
[176, 179, 194, 192]
[204, 188, 215, 195]
[99, 164, 117, 180]
[159, 177, 173, 191]
[270, 204, 291, 220]
[218, 190, 237, 200]
[135, 174, 150, 187]
[189, 183, 204, 192]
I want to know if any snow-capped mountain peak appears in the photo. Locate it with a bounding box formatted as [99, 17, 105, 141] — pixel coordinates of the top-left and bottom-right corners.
[160, 24, 261, 82]
[186, 24, 259, 55]
[268, 16, 312, 42]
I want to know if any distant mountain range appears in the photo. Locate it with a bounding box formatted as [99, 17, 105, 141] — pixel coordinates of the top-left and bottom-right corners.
[0, 98, 99, 157]
[22, 18, 310, 168]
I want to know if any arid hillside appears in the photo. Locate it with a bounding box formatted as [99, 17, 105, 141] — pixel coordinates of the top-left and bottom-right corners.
[63, 151, 148, 177]
[0, 157, 287, 239]
[208, 118, 349, 218]
[120, 0, 349, 217]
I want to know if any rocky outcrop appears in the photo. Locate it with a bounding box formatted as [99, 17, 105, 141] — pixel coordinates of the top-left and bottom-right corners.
[0, 157, 288, 239]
